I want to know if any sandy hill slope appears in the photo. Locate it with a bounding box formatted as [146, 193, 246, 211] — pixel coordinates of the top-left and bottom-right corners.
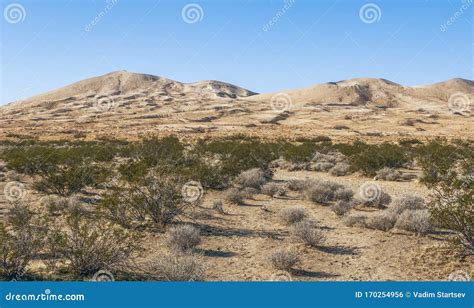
[0, 73, 472, 141]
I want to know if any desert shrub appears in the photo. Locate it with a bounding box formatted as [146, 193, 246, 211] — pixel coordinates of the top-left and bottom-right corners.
[212, 200, 225, 214]
[334, 187, 354, 202]
[0, 204, 42, 280]
[343, 215, 367, 227]
[281, 142, 319, 163]
[152, 253, 205, 281]
[344, 142, 410, 176]
[46, 212, 140, 277]
[375, 167, 402, 181]
[41, 195, 82, 215]
[366, 212, 397, 231]
[261, 182, 286, 197]
[100, 172, 189, 229]
[166, 225, 201, 253]
[291, 220, 325, 247]
[234, 168, 269, 189]
[330, 200, 352, 216]
[394, 210, 432, 234]
[416, 139, 460, 184]
[309, 162, 334, 172]
[329, 162, 352, 176]
[279, 207, 306, 225]
[226, 188, 246, 205]
[304, 180, 350, 205]
[287, 179, 307, 191]
[269, 247, 300, 271]
[390, 195, 425, 215]
[426, 156, 473, 250]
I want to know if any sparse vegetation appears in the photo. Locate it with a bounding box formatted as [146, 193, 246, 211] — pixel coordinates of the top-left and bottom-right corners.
[365, 212, 397, 231]
[330, 200, 353, 216]
[291, 220, 325, 247]
[152, 253, 205, 281]
[375, 167, 402, 181]
[343, 215, 367, 228]
[394, 209, 432, 234]
[269, 247, 300, 271]
[166, 225, 201, 253]
[279, 207, 306, 225]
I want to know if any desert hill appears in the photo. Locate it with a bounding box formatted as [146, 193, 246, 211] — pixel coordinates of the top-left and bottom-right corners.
[0, 72, 472, 141]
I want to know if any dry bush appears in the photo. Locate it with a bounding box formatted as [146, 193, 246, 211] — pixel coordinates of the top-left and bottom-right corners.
[291, 220, 325, 247]
[330, 200, 352, 216]
[269, 247, 300, 271]
[309, 162, 335, 172]
[334, 187, 354, 202]
[234, 168, 269, 189]
[153, 253, 205, 281]
[226, 188, 246, 205]
[261, 182, 286, 197]
[287, 179, 307, 191]
[375, 167, 402, 181]
[343, 215, 367, 227]
[279, 207, 306, 225]
[304, 179, 353, 205]
[394, 209, 432, 234]
[329, 162, 352, 176]
[212, 200, 225, 214]
[365, 212, 397, 231]
[390, 195, 425, 215]
[241, 187, 259, 199]
[166, 225, 201, 253]
[41, 195, 82, 215]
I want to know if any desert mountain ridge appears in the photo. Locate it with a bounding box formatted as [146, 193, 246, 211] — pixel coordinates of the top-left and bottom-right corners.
[1, 71, 472, 141]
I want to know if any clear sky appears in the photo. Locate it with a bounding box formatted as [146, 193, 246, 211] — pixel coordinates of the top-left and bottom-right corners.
[1, 0, 472, 104]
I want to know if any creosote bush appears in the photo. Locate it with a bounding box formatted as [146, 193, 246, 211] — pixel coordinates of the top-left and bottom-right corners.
[279, 207, 306, 225]
[269, 247, 300, 271]
[46, 212, 141, 277]
[166, 225, 201, 253]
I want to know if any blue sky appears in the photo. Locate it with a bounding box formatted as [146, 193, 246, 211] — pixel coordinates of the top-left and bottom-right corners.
[1, 0, 472, 104]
